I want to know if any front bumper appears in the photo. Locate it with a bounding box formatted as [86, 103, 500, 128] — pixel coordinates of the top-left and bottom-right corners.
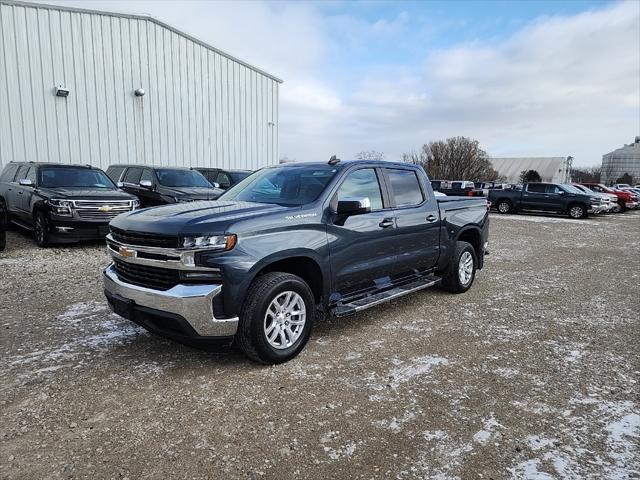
[588, 204, 608, 214]
[626, 201, 639, 209]
[49, 217, 111, 241]
[103, 264, 238, 338]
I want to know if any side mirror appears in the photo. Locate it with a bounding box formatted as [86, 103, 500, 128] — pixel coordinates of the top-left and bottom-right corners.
[139, 180, 153, 189]
[117, 181, 124, 188]
[19, 179, 33, 187]
[211, 182, 220, 189]
[337, 197, 371, 215]
[557, 190, 565, 195]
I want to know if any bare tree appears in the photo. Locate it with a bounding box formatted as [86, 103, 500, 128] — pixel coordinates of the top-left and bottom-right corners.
[571, 166, 601, 183]
[355, 150, 384, 161]
[402, 137, 499, 181]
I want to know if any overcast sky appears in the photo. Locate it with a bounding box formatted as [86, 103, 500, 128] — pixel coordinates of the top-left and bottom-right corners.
[40, 0, 639, 167]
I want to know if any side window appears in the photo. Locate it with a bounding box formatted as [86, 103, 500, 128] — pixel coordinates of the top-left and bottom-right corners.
[0, 164, 20, 182]
[123, 167, 143, 184]
[386, 169, 424, 207]
[336, 168, 383, 210]
[527, 183, 546, 193]
[550, 185, 564, 194]
[217, 172, 231, 188]
[107, 166, 125, 182]
[140, 168, 155, 184]
[25, 167, 37, 184]
[15, 166, 30, 182]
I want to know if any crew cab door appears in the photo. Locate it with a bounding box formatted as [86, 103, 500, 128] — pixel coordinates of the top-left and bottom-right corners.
[521, 183, 550, 210]
[327, 167, 398, 294]
[383, 167, 440, 273]
[546, 184, 568, 211]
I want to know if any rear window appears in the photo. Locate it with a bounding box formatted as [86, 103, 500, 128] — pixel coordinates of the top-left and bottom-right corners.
[527, 183, 547, 193]
[386, 169, 424, 207]
[0, 164, 20, 182]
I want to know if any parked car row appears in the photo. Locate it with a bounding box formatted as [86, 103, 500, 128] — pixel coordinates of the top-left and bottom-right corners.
[488, 182, 639, 218]
[0, 162, 250, 247]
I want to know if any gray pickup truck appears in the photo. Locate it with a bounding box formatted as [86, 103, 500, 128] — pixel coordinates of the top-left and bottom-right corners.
[104, 159, 490, 363]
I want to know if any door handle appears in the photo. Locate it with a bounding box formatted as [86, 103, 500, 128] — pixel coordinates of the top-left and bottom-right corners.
[379, 218, 395, 228]
[426, 215, 438, 223]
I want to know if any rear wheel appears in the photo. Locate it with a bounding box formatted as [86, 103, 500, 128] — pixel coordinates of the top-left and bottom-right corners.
[34, 211, 51, 248]
[237, 272, 315, 364]
[496, 199, 512, 214]
[568, 204, 587, 219]
[442, 241, 477, 294]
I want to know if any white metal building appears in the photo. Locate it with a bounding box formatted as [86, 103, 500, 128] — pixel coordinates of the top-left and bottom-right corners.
[490, 157, 570, 184]
[0, 0, 281, 172]
[601, 137, 640, 185]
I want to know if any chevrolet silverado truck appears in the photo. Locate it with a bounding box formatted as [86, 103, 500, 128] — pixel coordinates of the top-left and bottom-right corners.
[489, 182, 605, 218]
[0, 162, 139, 247]
[103, 159, 490, 364]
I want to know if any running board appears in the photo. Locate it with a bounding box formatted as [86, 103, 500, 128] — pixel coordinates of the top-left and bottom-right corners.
[333, 275, 441, 317]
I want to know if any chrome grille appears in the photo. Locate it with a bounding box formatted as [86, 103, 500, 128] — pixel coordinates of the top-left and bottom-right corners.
[72, 200, 133, 221]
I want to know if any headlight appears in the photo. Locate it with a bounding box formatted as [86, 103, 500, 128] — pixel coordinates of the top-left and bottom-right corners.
[132, 199, 140, 209]
[174, 197, 192, 203]
[46, 198, 73, 216]
[182, 234, 236, 251]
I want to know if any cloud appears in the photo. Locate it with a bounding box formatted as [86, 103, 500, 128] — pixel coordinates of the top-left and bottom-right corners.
[34, 0, 640, 166]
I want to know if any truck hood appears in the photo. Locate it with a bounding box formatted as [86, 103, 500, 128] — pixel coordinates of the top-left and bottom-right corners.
[39, 187, 136, 201]
[110, 200, 290, 236]
[164, 186, 223, 200]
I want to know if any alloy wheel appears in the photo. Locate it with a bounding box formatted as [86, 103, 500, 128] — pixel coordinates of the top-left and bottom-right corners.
[458, 251, 474, 286]
[263, 291, 306, 350]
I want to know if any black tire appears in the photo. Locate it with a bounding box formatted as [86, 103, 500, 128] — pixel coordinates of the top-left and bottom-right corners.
[0, 199, 8, 227]
[496, 199, 512, 214]
[0, 227, 5, 252]
[441, 241, 477, 294]
[34, 211, 51, 248]
[617, 200, 626, 213]
[568, 203, 588, 219]
[237, 272, 315, 364]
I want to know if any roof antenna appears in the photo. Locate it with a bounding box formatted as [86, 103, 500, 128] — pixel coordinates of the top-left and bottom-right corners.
[328, 155, 341, 165]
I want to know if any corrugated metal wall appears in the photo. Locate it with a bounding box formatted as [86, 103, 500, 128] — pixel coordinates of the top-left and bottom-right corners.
[0, 1, 280, 172]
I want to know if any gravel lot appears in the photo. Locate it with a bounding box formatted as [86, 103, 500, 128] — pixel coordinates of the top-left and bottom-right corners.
[1, 211, 639, 479]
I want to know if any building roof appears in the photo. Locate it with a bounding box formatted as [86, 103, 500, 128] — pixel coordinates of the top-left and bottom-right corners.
[490, 157, 568, 183]
[603, 137, 640, 158]
[2, 0, 283, 83]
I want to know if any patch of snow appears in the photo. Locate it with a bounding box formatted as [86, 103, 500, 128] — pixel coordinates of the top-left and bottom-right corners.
[508, 459, 554, 479]
[526, 435, 556, 451]
[473, 413, 503, 444]
[389, 356, 449, 386]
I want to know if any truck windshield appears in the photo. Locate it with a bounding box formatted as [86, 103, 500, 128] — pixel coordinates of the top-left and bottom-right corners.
[156, 169, 211, 188]
[219, 165, 338, 206]
[39, 167, 116, 189]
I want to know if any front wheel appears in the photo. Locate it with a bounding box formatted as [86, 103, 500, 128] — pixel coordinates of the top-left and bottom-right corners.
[617, 200, 626, 213]
[34, 211, 51, 248]
[568, 204, 587, 219]
[442, 241, 477, 294]
[237, 272, 315, 364]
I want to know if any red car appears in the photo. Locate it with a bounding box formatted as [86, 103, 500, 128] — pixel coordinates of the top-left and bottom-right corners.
[580, 183, 639, 212]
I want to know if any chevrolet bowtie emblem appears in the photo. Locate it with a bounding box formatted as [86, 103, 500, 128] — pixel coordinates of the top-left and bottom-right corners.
[118, 246, 136, 258]
[99, 205, 113, 212]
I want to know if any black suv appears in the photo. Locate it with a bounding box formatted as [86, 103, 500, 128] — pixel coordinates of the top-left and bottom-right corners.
[0, 162, 139, 247]
[192, 167, 252, 190]
[106, 165, 224, 207]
